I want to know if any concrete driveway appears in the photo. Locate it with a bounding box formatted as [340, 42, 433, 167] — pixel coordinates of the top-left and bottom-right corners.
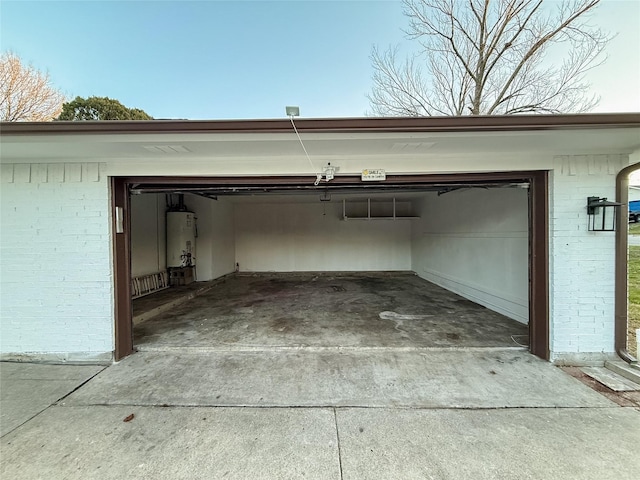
[1, 351, 639, 479]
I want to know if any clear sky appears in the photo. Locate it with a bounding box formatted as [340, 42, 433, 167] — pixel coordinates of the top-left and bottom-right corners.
[1, 0, 638, 120]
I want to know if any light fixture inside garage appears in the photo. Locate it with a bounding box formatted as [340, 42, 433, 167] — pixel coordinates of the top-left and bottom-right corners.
[286, 106, 337, 186]
[587, 196, 623, 232]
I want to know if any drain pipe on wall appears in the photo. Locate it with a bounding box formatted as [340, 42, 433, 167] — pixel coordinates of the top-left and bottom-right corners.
[616, 161, 640, 364]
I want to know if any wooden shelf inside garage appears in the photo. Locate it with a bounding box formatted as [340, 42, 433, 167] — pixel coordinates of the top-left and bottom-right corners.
[342, 198, 419, 221]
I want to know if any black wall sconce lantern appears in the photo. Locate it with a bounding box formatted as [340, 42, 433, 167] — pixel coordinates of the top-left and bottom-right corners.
[587, 196, 623, 232]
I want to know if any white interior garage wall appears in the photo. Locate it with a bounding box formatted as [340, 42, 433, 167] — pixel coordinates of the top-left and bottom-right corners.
[188, 195, 236, 281]
[411, 188, 529, 323]
[234, 201, 412, 272]
[130, 194, 166, 277]
[129, 194, 235, 282]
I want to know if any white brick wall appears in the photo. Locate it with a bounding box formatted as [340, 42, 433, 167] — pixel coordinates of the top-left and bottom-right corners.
[0, 163, 113, 362]
[549, 154, 628, 363]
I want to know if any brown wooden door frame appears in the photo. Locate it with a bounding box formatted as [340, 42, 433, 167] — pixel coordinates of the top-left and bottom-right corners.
[528, 171, 549, 359]
[111, 171, 550, 361]
[112, 177, 133, 360]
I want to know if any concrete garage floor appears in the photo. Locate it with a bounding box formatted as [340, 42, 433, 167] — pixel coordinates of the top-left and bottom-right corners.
[134, 273, 529, 351]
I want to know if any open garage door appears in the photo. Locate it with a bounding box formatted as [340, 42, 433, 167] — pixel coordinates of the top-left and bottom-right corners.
[112, 173, 548, 360]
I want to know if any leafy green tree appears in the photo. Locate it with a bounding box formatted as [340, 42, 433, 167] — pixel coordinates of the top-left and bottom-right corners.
[57, 96, 153, 120]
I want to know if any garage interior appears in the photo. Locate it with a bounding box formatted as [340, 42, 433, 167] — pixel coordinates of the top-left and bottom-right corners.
[127, 178, 532, 353]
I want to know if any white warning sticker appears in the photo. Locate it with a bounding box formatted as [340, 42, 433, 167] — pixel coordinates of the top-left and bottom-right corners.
[361, 169, 386, 181]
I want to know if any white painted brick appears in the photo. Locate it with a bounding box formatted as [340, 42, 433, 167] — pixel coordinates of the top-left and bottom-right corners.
[549, 154, 627, 358]
[0, 164, 15, 183]
[32, 164, 48, 183]
[13, 164, 31, 183]
[64, 163, 83, 182]
[82, 163, 100, 182]
[0, 170, 113, 356]
[47, 163, 65, 182]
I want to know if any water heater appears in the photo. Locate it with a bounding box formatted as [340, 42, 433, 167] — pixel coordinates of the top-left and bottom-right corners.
[166, 211, 196, 268]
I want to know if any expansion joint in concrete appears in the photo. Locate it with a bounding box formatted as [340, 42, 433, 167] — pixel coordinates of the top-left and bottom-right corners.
[333, 407, 344, 480]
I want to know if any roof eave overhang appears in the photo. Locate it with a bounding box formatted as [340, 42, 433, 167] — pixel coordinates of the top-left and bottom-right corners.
[2, 113, 639, 136]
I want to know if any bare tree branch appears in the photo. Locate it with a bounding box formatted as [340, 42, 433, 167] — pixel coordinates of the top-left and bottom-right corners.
[369, 0, 611, 116]
[0, 52, 65, 121]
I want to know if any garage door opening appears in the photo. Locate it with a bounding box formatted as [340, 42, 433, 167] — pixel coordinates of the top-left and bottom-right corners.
[112, 173, 548, 360]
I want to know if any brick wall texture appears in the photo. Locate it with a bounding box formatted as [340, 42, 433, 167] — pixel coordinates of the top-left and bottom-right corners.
[549, 154, 628, 360]
[0, 163, 113, 356]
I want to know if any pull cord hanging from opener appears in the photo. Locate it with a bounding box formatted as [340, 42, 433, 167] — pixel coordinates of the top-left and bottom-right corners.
[287, 106, 334, 186]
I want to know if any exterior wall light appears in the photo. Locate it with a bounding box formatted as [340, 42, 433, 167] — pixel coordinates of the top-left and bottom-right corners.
[286, 106, 300, 117]
[587, 196, 623, 232]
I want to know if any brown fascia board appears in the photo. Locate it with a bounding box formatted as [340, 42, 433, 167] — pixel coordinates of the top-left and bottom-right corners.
[1, 113, 639, 136]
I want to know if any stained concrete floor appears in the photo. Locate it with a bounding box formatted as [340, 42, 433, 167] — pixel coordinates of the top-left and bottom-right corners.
[133, 273, 528, 351]
[63, 350, 613, 409]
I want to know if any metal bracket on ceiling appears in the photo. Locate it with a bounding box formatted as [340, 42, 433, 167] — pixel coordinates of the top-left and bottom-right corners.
[314, 163, 338, 186]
